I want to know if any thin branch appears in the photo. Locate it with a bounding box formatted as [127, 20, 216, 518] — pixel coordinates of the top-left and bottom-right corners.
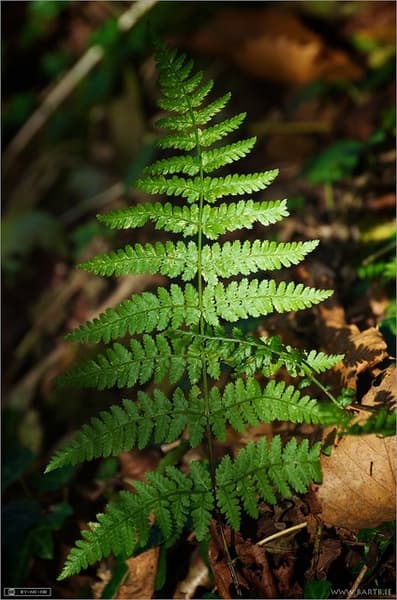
[257, 521, 307, 547]
[4, 0, 158, 173]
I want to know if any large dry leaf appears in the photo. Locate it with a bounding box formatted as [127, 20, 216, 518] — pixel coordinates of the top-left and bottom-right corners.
[312, 434, 396, 530]
[116, 547, 159, 599]
[189, 8, 362, 85]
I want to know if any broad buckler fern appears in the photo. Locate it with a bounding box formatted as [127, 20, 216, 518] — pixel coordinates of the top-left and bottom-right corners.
[47, 39, 347, 584]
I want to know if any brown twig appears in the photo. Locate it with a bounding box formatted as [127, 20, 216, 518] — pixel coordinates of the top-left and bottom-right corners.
[3, 0, 158, 174]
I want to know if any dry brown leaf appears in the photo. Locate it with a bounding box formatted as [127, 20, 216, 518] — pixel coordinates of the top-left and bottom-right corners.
[173, 548, 210, 599]
[189, 8, 362, 85]
[322, 322, 388, 390]
[208, 521, 278, 599]
[116, 547, 159, 600]
[298, 261, 389, 391]
[351, 365, 396, 430]
[316, 538, 342, 577]
[311, 434, 396, 530]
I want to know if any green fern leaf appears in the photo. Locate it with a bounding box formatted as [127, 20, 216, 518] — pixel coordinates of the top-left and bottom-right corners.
[79, 241, 198, 280]
[203, 279, 333, 325]
[155, 93, 232, 131]
[57, 334, 198, 390]
[199, 113, 247, 147]
[98, 199, 288, 240]
[53, 37, 343, 583]
[59, 462, 214, 580]
[215, 437, 321, 529]
[208, 378, 347, 440]
[145, 154, 201, 176]
[202, 137, 256, 172]
[58, 466, 197, 580]
[136, 171, 278, 204]
[189, 461, 214, 540]
[66, 284, 199, 344]
[304, 349, 344, 373]
[46, 388, 192, 472]
[201, 239, 319, 284]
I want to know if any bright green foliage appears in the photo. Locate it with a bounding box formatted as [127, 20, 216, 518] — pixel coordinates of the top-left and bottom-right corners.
[58, 436, 319, 579]
[65, 284, 200, 343]
[216, 437, 321, 528]
[47, 380, 346, 473]
[98, 199, 289, 239]
[51, 40, 345, 582]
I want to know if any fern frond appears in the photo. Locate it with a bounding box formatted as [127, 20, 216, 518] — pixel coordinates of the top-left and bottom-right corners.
[203, 279, 333, 325]
[58, 464, 212, 580]
[304, 349, 344, 373]
[46, 388, 191, 471]
[59, 434, 319, 579]
[216, 436, 321, 529]
[208, 378, 347, 440]
[79, 241, 198, 280]
[201, 200, 289, 238]
[201, 239, 319, 284]
[66, 284, 199, 344]
[158, 78, 213, 112]
[155, 93, 232, 131]
[182, 329, 343, 381]
[54, 37, 343, 584]
[58, 334, 200, 389]
[145, 154, 201, 177]
[156, 113, 247, 152]
[199, 113, 247, 147]
[98, 199, 289, 239]
[146, 138, 257, 177]
[201, 138, 256, 172]
[136, 171, 279, 204]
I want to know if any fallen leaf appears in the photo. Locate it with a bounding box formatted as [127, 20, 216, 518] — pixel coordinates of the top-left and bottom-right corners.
[189, 8, 362, 85]
[321, 322, 388, 390]
[311, 434, 396, 529]
[297, 261, 389, 390]
[272, 553, 302, 599]
[360, 365, 396, 409]
[116, 547, 159, 599]
[316, 538, 342, 577]
[173, 548, 210, 599]
[208, 521, 278, 599]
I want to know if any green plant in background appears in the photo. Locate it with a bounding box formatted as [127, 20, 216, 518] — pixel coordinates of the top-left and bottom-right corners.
[2, 445, 73, 586]
[47, 40, 347, 586]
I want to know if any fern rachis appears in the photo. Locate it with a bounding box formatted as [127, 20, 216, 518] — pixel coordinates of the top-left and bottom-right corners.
[48, 40, 346, 588]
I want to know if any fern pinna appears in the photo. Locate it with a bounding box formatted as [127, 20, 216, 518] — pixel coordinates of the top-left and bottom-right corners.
[48, 40, 346, 583]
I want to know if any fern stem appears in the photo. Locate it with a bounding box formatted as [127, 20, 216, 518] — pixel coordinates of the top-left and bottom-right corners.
[177, 329, 341, 405]
[175, 51, 241, 595]
[301, 365, 339, 406]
